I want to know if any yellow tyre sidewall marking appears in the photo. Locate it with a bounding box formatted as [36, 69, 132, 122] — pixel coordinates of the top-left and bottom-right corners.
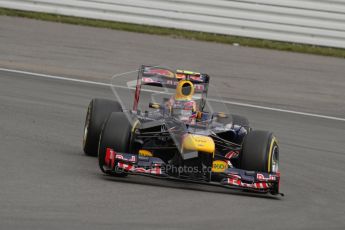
[131, 119, 140, 133]
[267, 137, 277, 173]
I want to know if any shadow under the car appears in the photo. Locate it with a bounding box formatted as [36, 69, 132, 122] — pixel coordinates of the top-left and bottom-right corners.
[100, 174, 281, 200]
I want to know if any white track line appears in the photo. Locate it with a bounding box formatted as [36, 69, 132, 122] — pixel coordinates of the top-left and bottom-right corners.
[1, 67, 344, 122]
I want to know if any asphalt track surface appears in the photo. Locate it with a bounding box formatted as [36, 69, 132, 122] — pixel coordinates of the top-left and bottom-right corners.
[0, 16, 345, 230]
[1, 69, 345, 230]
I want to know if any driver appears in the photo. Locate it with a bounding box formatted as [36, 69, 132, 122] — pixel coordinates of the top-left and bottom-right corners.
[166, 80, 198, 124]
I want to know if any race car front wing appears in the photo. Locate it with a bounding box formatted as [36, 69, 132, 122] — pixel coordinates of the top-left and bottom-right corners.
[103, 148, 283, 196]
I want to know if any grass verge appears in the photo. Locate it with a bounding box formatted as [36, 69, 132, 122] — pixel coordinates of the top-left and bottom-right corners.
[1, 7, 344, 58]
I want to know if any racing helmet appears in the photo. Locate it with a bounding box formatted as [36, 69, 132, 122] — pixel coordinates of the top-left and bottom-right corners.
[174, 80, 194, 101]
[170, 80, 197, 123]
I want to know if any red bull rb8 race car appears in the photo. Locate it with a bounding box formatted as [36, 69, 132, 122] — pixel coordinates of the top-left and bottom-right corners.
[82, 65, 283, 196]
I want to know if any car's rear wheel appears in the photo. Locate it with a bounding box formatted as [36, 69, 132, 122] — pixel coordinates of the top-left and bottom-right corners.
[217, 114, 250, 130]
[231, 114, 250, 131]
[83, 98, 122, 156]
[217, 114, 250, 145]
[98, 112, 133, 176]
[240, 130, 279, 173]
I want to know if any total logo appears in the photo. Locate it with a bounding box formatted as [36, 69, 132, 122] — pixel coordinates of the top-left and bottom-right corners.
[212, 160, 228, 173]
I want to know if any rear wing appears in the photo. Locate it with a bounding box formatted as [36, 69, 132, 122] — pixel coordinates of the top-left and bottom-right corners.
[133, 65, 210, 111]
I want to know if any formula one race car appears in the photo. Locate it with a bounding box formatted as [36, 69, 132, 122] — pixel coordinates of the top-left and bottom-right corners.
[83, 65, 282, 196]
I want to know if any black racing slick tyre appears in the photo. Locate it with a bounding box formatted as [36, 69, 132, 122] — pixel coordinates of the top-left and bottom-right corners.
[240, 130, 279, 173]
[217, 114, 250, 145]
[83, 98, 122, 156]
[217, 114, 250, 130]
[98, 112, 133, 176]
[231, 114, 250, 131]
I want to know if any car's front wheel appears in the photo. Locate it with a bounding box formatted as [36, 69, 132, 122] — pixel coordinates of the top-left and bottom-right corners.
[98, 112, 134, 176]
[240, 130, 279, 173]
